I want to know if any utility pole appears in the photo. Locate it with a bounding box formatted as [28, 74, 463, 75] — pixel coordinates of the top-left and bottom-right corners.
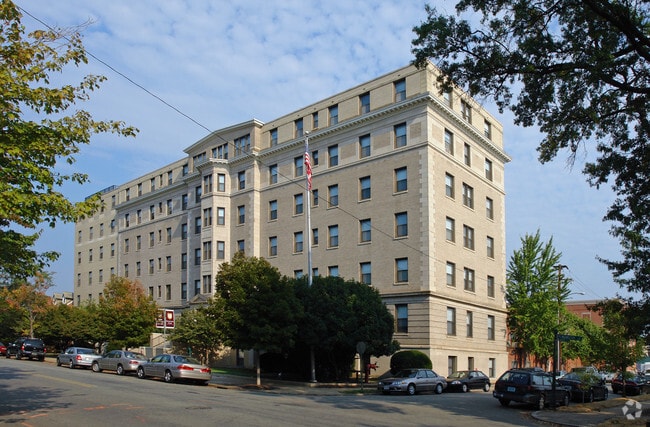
[552, 264, 567, 408]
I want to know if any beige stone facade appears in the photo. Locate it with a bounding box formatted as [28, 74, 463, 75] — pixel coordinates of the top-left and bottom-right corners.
[74, 63, 510, 377]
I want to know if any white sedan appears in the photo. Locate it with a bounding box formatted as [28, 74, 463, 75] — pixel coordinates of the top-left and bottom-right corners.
[56, 347, 102, 369]
[137, 354, 212, 385]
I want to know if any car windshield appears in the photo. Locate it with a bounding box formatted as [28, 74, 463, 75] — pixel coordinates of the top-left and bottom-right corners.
[394, 370, 418, 378]
[126, 352, 147, 360]
[172, 355, 202, 365]
[78, 348, 94, 355]
[448, 371, 468, 379]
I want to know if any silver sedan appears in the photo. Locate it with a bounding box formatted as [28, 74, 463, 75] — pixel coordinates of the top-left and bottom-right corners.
[137, 354, 212, 385]
[92, 350, 147, 375]
[56, 347, 102, 369]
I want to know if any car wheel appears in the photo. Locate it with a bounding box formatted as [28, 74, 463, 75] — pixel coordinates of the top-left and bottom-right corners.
[499, 398, 510, 406]
[69, 361, 74, 369]
[16, 353, 21, 360]
[137, 367, 146, 379]
[537, 394, 545, 410]
[92, 362, 101, 373]
[461, 384, 468, 393]
[435, 383, 444, 395]
[563, 392, 570, 407]
[117, 364, 124, 375]
[164, 370, 173, 383]
[483, 382, 490, 392]
[56, 357, 61, 366]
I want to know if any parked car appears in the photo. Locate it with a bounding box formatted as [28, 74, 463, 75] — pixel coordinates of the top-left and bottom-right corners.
[377, 368, 447, 395]
[601, 371, 616, 383]
[571, 366, 606, 381]
[92, 350, 148, 375]
[446, 370, 491, 392]
[56, 347, 102, 369]
[612, 372, 649, 395]
[5, 338, 46, 361]
[0, 342, 6, 356]
[557, 372, 609, 402]
[136, 354, 212, 385]
[493, 367, 571, 410]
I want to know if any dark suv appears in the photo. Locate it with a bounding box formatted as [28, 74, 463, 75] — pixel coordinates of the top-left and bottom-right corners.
[493, 367, 570, 409]
[6, 338, 46, 361]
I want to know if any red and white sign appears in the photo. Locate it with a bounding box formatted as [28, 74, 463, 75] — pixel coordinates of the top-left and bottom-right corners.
[156, 309, 175, 329]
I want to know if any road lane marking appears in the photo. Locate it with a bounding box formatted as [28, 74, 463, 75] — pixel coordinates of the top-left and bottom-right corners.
[34, 374, 96, 388]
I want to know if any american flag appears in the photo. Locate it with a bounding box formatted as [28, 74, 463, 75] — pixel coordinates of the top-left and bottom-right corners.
[304, 150, 312, 191]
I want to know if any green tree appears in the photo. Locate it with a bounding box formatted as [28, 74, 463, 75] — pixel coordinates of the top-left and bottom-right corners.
[37, 303, 100, 352]
[296, 275, 399, 381]
[214, 252, 302, 385]
[95, 277, 158, 350]
[411, 1, 650, 313]
[3, 271, 53, 337]
[0, 0, 137, 279]
[506, 231, 568, 369]
[168, 304, 223, 364]
[561, 312, 608, 367]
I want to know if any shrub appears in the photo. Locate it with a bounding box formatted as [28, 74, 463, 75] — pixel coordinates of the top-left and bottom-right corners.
[389, 350, 432, 374]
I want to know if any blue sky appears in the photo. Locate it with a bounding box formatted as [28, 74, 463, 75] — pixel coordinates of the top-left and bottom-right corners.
[15, 0, 623, 301]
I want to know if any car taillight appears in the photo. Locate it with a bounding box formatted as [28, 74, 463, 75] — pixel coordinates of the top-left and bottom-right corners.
[177, 364, 194, 370]
[200, 368, 211, 373]
[76, 355, 82, 360]
[129, 360, 139, 365]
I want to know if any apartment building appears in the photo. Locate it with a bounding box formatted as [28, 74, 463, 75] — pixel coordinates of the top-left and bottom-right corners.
[74, 62, 511, 376]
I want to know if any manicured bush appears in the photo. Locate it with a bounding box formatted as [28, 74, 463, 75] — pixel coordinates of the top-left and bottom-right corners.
[389, 350, 432, 374]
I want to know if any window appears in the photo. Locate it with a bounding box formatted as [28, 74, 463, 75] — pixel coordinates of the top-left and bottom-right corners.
[312, 228, 319, 246]
[462, 183, 474, 209]
[149, 232, 154, 248]
[217, 174, 226, 192]
[234, 134, 250, 156]
[487, 275, 495, 298]
[484, 120, 492, 139]
[461, 100, 472, 122]
[216, 241, 225, 259]
[394, 123, 407, 148]
[487, 315, 495, 340]
[312, 150, 319, 166]
[463, 225, 475, 250]
[166, 227, 172, 243]
[360, 219, 371, 243]
[295, 118, 303, 138]
[203, 174, 213, 193]
[166, 256, 172, 272]
[395, 258, 408, 283]
[360, 262, 371, 284]
[195, 186, 202, 203]
[328, 184, 338, 207]
[485, 159, 493, 181]
[181, 195, 188, 210]
[125, 188, 130, 201]
[89, 227, 94, 240]
[203, 241, 212, 260]
[99, 269, 104, 282]
[99, 223, 104, 237]
[487, 236, 494, 258]
[445, 173, 455, 198]
[328, 105, 338, 125]
[181, 223, 188, 239]
[149, 259, 154, 274]
[203, 207, 212, 227]
[466, 311, 473, 338]
[396, 304, 408, 333]
[464, 267, 475, 292]
[359, 92, 370, 114]
[237, 205, 245, 224]
[448, 356, 457, 377]
[202, 275, 212, 294]
[395, 212, 408, 237]
[294, 232, 303, 253]
[194, 248, 201, 266]
[443, 89, 452, 107]
[111, 243, 115, 257]
[446, 217, 455, 242]
[488, 358, 496, 378]
[359, 134, 371, 158]
[89, 271, 94, 283]
[328, 145, 338, 167]
[293, 156, 304, 177]
[312, 189, 319, 206]
[269, 236, 278, 256]
[138, 182, 143, 196]
[194, 280, 200, 296]
[181, 283, 187, 300]
[447, 307, 456, 335]
[99, 246, 104, 260]
[238, 170, 246, 190]
[444, 129, 454, 154]
[89, 247, 95, 260]
[328, 225, 339, 248]
[182, 164, 188, 176]
[110, 219, 115, 232]
[395, 167, 407, 192]
[181, 253, 187, 270]
[359, 176, 371, 200]
[136, 235, 141, 250]
[124, 213, 130, 227]
[446, 262, 456, 286]
[269, 164, 278, 184]
[394, 79, 406, 102]
[167, 170, 173, 185]
[165, 284, 171, 300]
[217, 207, 225, 225]
[269, 200, 278, 220]
[464, 143, 471, 166]
[294, 194, 304, 215]
[270, 128, 278, 146]
[312, 111, 319, 129]
[195, 216, 201, 234]
[486, 197, 494, 220]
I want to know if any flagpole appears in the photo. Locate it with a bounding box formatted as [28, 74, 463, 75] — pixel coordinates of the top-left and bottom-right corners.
[305, 131, 316, 383]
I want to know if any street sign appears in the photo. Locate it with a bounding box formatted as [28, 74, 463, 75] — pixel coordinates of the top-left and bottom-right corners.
[557, 334, 582, 342]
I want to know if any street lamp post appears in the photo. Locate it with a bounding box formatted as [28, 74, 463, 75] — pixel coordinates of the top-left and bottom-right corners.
[552, 264, 568, 408]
